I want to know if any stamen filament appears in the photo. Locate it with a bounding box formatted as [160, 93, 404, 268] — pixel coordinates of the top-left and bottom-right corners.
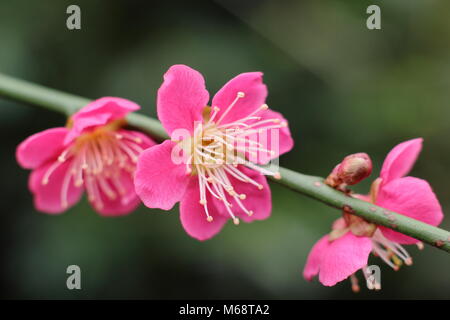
[216, 92, 245, 125]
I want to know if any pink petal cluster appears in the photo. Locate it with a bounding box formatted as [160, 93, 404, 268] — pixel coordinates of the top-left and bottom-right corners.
[16, 97, 156, 215]
[135, 65, 293, 240]
[303, 138, 443, 288]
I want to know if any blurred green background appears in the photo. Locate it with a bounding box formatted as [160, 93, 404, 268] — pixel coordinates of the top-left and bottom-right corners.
[0, 0, 449, 299]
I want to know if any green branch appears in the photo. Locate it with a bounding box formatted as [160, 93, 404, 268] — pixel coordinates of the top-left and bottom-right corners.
[275, 168, 450, 252]
[1, 72, 449, 252]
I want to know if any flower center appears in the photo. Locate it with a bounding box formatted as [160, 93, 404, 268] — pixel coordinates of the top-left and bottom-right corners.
[328, 213, 376, 241]
[182, 91, 285, 224]
[42, 120, 144, 210]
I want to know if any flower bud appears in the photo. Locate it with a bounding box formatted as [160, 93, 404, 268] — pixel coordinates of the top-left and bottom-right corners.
[325, 153, 372, 188]
[338, 153, 372, 185]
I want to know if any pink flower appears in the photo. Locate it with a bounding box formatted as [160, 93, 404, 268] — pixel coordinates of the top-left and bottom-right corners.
[135, 65, 293, 240]
[303, 138, 443, 289]
[16, 97, 156, 215]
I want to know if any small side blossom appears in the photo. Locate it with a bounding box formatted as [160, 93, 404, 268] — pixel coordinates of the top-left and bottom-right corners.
[16, 97, 156, 215]
[303, 138, 443, 290]
[135, 65, 294, 240]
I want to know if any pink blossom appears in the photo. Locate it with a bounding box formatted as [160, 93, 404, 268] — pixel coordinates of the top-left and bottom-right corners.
[135, 65, 293, 240]
[303, 138, 443, 289]
[17, 97, 156, 215]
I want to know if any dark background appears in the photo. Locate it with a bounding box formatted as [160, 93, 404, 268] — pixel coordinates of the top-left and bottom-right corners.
[0, 0, 449, 299]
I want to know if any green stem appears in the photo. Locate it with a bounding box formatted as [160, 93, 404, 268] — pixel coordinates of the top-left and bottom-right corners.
[273, 169, 450, 252]
[1, 72, 449, 252]
[0, 73, 89, 116]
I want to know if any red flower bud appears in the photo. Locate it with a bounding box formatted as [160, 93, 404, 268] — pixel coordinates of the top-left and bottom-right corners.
[337, 153, 372, 185]
[325, 153, 372, 188]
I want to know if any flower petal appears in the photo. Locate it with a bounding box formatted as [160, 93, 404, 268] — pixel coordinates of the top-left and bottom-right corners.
[28, 160, 83, 214]
[16, 127, 68, 169]
[157, 64, 209, 136]
[135, 140, 190, 210]
[212, 72, 267, 126]
[65, 97, 140, 143]
[380, 138, 423, 184]
[95, 171, 140, 216]
[303, 235, 329, 281]
[245, 109, 294, 164]
[180, 178, 228, 241]
[319, 232, 372, 286]
[377, 176, 443, 244]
